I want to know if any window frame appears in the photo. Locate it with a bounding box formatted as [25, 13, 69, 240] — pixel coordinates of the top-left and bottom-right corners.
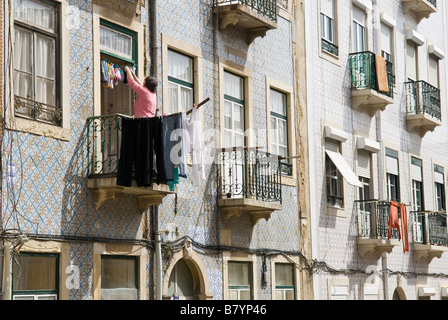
[274, 263, 295, 300]
[12, 252, 60, 300]
[223, 70, 246, 148]
[319, 0, 339, 58]
[100, 255, 139, 300]
[13, 0, 61, 125]
[411, 156, 424, 212]
[352, 5, 367, 53]
[385, 148, 401, 203]
[269, 88, 288, 160]
[166, 48, 195, 114]
[325, 139, 344, 208]
[434, 164, 445, 211]
[100, 19, 138, 67]
[227, 261, 252, 300]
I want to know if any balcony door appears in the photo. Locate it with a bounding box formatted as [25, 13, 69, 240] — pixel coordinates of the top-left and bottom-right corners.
[358, 150, 372, 238]
[99, 20, 137, 173]
[411, 157, 425, 243]
[222, 71, 245, 198]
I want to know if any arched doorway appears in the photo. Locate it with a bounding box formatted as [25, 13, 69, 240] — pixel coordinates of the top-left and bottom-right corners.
[392, 287, 407, 300]
[163, 248, 213, 300]
[168, 259, 194, 300]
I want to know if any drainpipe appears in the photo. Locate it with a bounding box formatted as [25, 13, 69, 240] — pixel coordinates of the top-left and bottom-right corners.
[153, 205, 162, 300]
[0, 241, 3, 300]
[149, 0, 162, 301]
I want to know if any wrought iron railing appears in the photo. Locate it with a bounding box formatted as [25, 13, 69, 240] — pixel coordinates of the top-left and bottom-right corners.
[14, 95, 62, 126]
[321, 38, 339, 56]
[349, 51, 394, 98]
[86, 114, 125, 177]
[355, 200, 400, 240]
[213, 0, 278, 22]
[404, 80, 441, 121]
[427, 0, 437, 8]
[412, 211, 448, 247]
[216, 147, 290, 203]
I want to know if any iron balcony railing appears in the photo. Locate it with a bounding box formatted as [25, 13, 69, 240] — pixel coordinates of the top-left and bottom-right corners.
[349, 51, 394, 99]
[404, 80, 441, 121]
[216, 147, 291, 203]
[213, 0, 278, 22]
[355, 200, 400, 240]
[321, 38, 339, 56]
[14, 95, 62, 126]
[87, 114, 125, 177]
[428, 0, 437, 8]
[412, 211, 448, 247]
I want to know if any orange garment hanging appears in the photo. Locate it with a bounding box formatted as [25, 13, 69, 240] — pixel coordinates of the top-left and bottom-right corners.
[375, 54, 390, 93]
[400, 204, 410, 253]
[388, 201, 401, 240]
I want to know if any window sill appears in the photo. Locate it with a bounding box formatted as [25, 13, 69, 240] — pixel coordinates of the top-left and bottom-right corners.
[319, 49, 342, 67]
[327, 205, 346, 218]
[6, 116, 70, 141]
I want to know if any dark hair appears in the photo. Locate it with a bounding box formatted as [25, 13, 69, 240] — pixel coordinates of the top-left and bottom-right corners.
[144, 76, 158, 93]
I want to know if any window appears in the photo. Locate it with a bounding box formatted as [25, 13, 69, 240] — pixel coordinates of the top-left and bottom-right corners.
[380, 23, 393, 62]
[326, 139, 344, 208]
[13, 0, 60, 125]
[167, 49, 194, 115]
[270, 89, 288, 159]
[358, 150, 372, 201]
[275, 263, 295, 300]
[330, 285, 349, 300]
[12, 252, 59, 300]
[352, 5, 366, 53]
[168, 259, 194, 300]
[434, 165, 445, 211]
[411, 157, 424, 212]
[406, 41, 418, 81]
[321, 0, 338, 55]
[228, 262, 251, 300]
[385, 148, 400, 202]
[224, 71, 245, 148]
[101, 256, 138, 300]
[428, 55, 440, 88]
[100, 19, 137, 116]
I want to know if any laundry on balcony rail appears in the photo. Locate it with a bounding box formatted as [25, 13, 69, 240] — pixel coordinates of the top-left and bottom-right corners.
[388, 202, 409, 253]
[116, 106, 205, 190]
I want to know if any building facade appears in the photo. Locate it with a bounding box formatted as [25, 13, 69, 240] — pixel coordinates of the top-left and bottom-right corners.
[0, 0, 310, 300]
[306, 0, 448, 300]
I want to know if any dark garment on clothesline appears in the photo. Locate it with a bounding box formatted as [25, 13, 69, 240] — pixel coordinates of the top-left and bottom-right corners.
[117, 117, 162, 187]
[159, 113, 182, 183]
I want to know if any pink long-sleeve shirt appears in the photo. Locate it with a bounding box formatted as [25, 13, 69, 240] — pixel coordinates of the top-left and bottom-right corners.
[127, 77, 157, 118]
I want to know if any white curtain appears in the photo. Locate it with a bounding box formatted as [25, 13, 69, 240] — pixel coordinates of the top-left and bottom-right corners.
[168, 50, 193, 83]
[36, 34, 55, 107]
[224, 71, 244, 100]
[100, 26, 133, 60]
[14, 0, 55, 31]
[14, 28, 33, 100]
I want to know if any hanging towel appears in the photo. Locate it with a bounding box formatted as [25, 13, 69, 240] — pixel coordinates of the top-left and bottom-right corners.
[182, 107, 205, 186]
[375, 54, 389, 93]
[400, 204, 410, 253]
[388, 201, 401, 240]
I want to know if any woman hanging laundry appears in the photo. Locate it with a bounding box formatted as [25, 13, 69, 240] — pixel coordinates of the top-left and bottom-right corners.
[124, 66, 158, 118]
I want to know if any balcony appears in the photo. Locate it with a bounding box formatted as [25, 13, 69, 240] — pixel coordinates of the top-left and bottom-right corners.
[86, 114, 175, 210]
[412, 211, 448, 262]
[405, 80, 442, 136]
[216, 147, 291, 225]
[402, 0, 437, 23]
[213, 0, 278, 44]
[349, 51, 395, 116]
[355, 200, 401, 259]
